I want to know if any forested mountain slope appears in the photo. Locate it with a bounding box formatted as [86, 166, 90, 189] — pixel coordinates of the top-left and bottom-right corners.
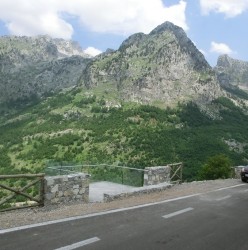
[0, 22, 248, 181]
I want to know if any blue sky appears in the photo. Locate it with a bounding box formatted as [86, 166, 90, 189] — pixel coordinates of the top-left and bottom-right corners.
[0, 0, 247, 66]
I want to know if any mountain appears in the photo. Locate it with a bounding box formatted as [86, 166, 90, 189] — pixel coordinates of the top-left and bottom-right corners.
[1, 22, 248, 182]
[215, 54, 248, 92]
[81, 22, 224, 107]
[0, 35, 91, 107]
[0, 22, 231, 111]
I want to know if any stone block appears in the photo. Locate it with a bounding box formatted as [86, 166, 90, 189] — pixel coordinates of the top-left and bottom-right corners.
[45, 193, 55, 201]
[62, 176, 68, 182]
[79, 188, 85, 194]
[45, 177, 54, 186]
[64, 190, 73, 197]
[51, 184, 59, 193]
[58, 191, 63, 197]
[73, 184, 80, 189]
[73, 189, 79, 195]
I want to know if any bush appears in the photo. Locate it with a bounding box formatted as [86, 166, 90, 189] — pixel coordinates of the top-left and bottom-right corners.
[199, 154, 232, 180]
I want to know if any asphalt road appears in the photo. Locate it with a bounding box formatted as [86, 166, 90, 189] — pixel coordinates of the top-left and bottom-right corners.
[1, 183, 247, 250]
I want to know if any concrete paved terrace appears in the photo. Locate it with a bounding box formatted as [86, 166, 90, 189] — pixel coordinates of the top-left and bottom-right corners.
[89, 181, 172, 202]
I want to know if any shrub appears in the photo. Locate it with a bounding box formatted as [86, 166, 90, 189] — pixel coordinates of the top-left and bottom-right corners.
[199, 154, 232, 180]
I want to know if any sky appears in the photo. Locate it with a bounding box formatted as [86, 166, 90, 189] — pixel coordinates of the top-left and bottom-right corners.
[0, 0, 247, 66]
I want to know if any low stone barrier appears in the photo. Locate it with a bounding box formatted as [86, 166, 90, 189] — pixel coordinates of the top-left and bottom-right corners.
[103, 183, 173, 202]
[44, 173, 90, 205]
[233, 166, 244, 179]
[143, 166, 171, 186]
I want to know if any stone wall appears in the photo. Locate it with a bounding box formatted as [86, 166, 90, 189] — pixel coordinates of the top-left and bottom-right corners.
[233, 166, 245, 179]
[44, 173, 90, 205]
[143, 166, 171, 186]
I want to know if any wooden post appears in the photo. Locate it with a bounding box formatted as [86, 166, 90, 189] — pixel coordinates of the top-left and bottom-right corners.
[0, 173, 45, 179]
[169, 163, 183, 184]
[39, 176, 45, 206]
[180, 163, 183, 183]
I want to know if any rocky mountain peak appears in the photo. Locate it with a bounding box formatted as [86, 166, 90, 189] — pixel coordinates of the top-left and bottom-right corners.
[215, 55, 248, 91]
[0, 35, 91, 105]
[105, 48, 115, 54]
[0, 35, 89, 60]
[216, 54, 232, 68]
[52, 38, 90, 58]
[81, 21, 222, 107]
[152, 21, 210, 71]
[119, 32, 146, 51]
[216, 54, 248, 69]
[149, 21, 183, 35]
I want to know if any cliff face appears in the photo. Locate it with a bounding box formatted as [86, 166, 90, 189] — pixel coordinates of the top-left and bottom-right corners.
[215, 55, 248, 92]
[0, 35, 90, 104]
[81, 22, 224, 107]
[1, 22, 234, 109]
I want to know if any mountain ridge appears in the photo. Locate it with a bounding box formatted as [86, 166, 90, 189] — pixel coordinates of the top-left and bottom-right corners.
[0, 21, 248, 112]
[0, 35, 91, 106]
[80, 21, 223, 108]
[215, 54, 248, 92]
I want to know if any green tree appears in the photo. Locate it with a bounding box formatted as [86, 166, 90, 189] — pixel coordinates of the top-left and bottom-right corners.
[199, 154, 232, 180]
[0, 148, 11, 168]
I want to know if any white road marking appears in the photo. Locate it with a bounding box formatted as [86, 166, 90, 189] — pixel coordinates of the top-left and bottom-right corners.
[162, 207, 194, 219]
[54, 237, 100, 250]
[0, 183, 245, 235]
[215, 195, 231, 201]
[0, 194, 200, 235]
[215, 184, 246, 191]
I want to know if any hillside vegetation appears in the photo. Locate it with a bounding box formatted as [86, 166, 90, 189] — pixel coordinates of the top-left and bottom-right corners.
[0, 87, 247, 181]
[1, 23, 248, 183]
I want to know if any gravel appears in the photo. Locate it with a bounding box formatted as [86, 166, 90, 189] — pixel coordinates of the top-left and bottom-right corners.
[0, 179, 243, 230]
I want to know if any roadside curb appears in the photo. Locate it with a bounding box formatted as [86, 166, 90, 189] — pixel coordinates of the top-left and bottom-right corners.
[103, 183, 173, 202]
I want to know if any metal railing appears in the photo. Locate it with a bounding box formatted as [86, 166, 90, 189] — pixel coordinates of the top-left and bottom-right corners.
[45, 164, 145, 187]
[45, 162, 184, 187]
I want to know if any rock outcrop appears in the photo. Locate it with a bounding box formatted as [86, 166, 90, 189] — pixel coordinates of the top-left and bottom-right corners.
[80, 22, 224, 107]
[0, 35, 90, 104]
[1, 22, 236, 109]
[215, 54, 248, 92]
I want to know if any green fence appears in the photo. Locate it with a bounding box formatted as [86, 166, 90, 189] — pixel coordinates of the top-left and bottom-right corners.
[45, 163, 145, 187]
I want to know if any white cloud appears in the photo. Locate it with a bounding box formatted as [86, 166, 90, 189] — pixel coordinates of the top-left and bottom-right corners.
[84, 47, 102, 57]
[0, 0, 188, 39]
[210, 41, 233, 54]
[66, 0, 188, 35]
[200, 0, 248, 17]
[0, 0, 73, 39]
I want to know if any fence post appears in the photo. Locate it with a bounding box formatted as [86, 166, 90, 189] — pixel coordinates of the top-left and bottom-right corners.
[122, 168, 124, 184]
[39, 175, 45, 206]
[180, 163, 183, 183]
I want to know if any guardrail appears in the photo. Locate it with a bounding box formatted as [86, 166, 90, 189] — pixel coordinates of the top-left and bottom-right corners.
[0, 174, 45, 212]
[169, 163, 183, 184]
[45, 162, 183, 186]
[45, 164, 145, 187]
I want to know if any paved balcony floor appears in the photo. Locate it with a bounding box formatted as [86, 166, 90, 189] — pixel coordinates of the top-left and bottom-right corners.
[89, 181, 171, 202]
